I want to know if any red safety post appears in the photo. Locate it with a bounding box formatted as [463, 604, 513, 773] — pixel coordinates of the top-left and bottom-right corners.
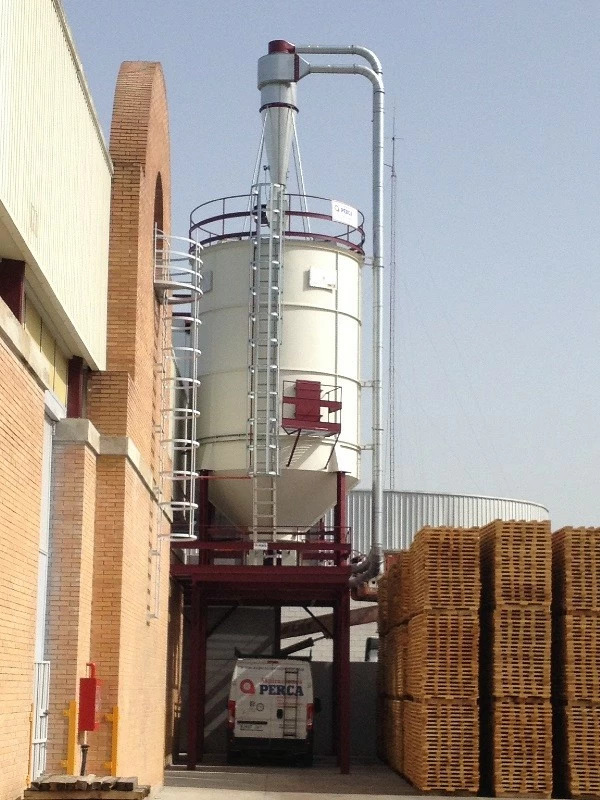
[78, 662, 101, 733]
[78, 662, 101, 776]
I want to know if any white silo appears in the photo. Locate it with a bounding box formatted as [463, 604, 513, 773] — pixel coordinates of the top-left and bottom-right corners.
[191, 201, 363, 530]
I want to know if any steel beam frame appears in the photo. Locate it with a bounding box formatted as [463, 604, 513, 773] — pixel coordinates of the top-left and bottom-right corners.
[179, 471, 352, 772]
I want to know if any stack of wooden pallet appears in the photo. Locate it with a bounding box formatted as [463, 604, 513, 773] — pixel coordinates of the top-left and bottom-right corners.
[480, 520, 553, 798]
[403, 527, 480, 793]
[376, 551, 410, 774]
[376, 570, 389, 762]
[552, 527, 600, 799]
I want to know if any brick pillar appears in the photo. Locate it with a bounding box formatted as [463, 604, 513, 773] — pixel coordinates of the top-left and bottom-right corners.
[46, 420, 99, 773]
[83, 62, 173, 786]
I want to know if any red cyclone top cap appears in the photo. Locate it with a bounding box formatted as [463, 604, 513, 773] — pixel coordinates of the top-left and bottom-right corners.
[268, 40, 295, 54]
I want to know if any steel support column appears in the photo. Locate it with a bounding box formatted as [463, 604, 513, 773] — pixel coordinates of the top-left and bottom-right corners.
[334, 472, 348, 566]
[334, 589, 351, 773]
[332, 606, 339, 759]
[198, 472, 210, 565]
[186, 584, 206, 769]
[273, 605, 281, 655]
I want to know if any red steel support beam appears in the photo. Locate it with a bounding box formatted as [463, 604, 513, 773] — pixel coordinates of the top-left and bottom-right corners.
[334, 471, 348, 566]
[67, 357, 86, 418]
[197, 597, 207, 762]
[0, 259, 25, 322]
[198, 471, 210, 565]
[332, 604, 339, 760]
[334, 589, 351, 773]
[186, 584, 206, 769]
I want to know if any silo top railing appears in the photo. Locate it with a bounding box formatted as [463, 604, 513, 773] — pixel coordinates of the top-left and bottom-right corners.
[189, 193, 365, 255]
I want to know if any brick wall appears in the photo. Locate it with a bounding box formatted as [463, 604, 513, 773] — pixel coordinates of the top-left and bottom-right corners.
[0, 337, 45, 800]
[0, 55, 174, 796]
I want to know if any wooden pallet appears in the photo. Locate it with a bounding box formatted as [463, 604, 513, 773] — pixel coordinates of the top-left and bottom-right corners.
[554, 702, 600, 799]
[553, 527, 600, 614]
[403, 699, 479, 793]
[480, 606, 551, 699]
[383, 697, 404, 775]
[407, 611, 479, 701]
[553, 613, 600, 701]
[383, 624, 407, 699]
[480, 520, 551, 609]
[388, 550, 412, 626]
[377, 572, 389, 634]
[377, 633, 387, 696]
[480, 699, 552, 798]
[410, 527, 480, 616]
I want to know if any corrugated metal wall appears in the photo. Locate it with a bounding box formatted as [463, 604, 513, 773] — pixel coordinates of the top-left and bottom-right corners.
[0, 0, 111, 369]
[327, 490, 550, 556]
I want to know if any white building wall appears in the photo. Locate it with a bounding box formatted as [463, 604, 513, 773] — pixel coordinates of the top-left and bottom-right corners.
[0, 0, 111, 369]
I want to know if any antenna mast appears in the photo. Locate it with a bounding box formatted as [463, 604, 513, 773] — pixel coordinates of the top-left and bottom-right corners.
[387, 115, 397, 490]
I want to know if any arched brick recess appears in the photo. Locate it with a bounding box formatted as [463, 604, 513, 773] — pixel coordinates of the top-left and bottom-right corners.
[89, 61, 171, 471]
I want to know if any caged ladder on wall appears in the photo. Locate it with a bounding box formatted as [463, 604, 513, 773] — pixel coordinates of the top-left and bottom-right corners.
[151, 229, 202, 616]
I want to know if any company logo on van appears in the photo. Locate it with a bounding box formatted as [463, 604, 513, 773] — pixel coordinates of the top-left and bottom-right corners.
[259, 684, 304, 697]
[240, 679, 255, 694]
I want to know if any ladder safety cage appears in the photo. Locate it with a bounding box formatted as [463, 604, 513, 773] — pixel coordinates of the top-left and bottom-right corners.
[153, 229, 203, 542]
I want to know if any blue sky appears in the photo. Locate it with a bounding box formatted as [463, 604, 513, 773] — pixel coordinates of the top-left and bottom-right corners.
[62, 1, 600, 528]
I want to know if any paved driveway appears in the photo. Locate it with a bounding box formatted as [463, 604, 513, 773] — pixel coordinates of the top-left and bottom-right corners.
[159, 757, 418, 799]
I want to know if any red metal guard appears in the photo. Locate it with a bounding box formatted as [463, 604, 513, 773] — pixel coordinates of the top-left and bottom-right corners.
[282, 380, 341, 435]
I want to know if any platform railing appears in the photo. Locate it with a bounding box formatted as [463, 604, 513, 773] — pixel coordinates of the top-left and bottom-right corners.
[189, 193, 365, 254]
[172, 526, 352, 568]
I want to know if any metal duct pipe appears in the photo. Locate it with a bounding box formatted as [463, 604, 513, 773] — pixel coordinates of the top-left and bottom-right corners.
[295, 45, 385, 580]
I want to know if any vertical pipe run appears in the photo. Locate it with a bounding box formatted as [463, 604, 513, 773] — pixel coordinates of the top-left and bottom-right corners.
[293, 45, 385, 574]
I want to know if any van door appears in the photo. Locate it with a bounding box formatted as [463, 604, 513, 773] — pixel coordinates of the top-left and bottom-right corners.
[233, 661, 271, 739]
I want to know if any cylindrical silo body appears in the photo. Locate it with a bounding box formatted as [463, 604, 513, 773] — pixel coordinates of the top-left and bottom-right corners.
[197, 233, 362, 529]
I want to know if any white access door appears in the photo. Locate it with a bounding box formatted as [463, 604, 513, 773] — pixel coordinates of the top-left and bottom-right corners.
[31, 660, 50, 779]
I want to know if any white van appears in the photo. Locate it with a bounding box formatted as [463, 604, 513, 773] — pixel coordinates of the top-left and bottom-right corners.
[227, 658, 316, 765]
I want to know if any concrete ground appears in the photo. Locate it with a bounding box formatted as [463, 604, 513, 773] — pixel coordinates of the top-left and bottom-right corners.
[159, 757, 422, 799]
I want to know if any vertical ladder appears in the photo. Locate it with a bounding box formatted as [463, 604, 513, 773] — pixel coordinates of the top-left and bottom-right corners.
[248, 183, 285, 542]
[282, 667, 300, 738]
